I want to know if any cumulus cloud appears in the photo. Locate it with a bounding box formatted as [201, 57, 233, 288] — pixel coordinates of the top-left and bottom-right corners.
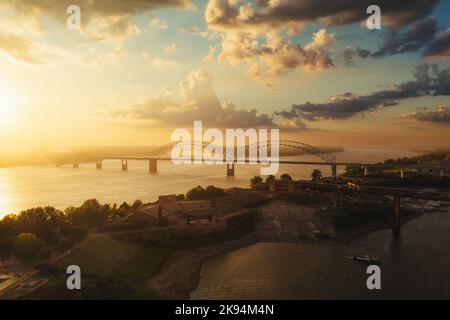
[112, 67, 275, 128]
[399, 106, 450, 124]
[217, 28, 336, 81]
[277, 64, 450, 121]
[206, 1, 444, 76]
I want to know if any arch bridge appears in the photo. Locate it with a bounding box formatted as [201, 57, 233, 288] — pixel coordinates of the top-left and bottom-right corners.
[59, 140, 338, 177]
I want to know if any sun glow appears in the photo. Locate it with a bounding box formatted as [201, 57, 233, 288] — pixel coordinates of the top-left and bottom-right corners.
[0, 85, 17, 126]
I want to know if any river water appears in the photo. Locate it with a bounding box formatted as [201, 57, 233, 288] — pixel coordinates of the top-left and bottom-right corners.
[191, 209, 450, 299]
[0, 148, 417, 218]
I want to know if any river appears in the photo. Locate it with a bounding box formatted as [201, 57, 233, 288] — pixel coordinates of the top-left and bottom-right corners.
[191, 208, 450, 299]
[0, 148, 418, 218]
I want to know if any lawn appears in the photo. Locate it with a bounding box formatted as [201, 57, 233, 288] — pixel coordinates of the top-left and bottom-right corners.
[54, 235, 140, 277]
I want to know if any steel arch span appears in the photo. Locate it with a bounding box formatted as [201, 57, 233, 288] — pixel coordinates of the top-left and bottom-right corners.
[149, 140, 336, 163]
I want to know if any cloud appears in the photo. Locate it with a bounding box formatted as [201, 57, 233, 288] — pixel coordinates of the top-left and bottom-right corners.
[399, 106, 450, 124]
[151, 58, 180, 68]
[277, 64, 450, 121]
[177, 26, 218, 40]
[343, 18, 450, 63]
[164, 43, 177, 54]
[217, 28, 336, 80]
[343, 46, 370, 66]
[371, 17, 438, 58]
[0, 33, 43, 64]
[112, 67, 275, 128]
[2, 0, 192, 40]
[149, 19, 168, 30]
[205, 0, 439, 30]
[424, 29, 450, 60]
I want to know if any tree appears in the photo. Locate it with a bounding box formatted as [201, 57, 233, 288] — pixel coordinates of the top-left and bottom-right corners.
[311, 169, 322, 181]
[250, 176, 263, 187]
[131, 199, 143, 210]
[280, 174, 293, 181]
[66, 199, 108, 228]
[265, 175, 276, 183]
[186, 186, 206, 200]
[204, 185, 225, 198]
[13, 233, 43, 263]
[176, 194, 185, 201]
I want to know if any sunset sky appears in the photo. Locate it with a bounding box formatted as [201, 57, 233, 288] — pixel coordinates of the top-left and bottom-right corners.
[1, 0, 450, 153]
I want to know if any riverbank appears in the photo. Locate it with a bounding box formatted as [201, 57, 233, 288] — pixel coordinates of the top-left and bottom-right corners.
[147, 233, 259, 299]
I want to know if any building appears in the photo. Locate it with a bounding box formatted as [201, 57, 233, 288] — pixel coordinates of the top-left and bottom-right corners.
[138, 195, 217, 226]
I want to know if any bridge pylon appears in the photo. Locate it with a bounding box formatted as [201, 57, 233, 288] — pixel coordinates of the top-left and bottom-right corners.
[121, 159, 128, 171]
[149, 159, 157, 173]
[227, 163, 235, 177]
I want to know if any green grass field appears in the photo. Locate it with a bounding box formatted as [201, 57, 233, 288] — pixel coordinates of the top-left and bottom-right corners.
[54, 235, 140, 277]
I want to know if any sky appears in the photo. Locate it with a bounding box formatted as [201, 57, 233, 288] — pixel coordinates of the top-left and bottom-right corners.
[0, 0, 450, 153]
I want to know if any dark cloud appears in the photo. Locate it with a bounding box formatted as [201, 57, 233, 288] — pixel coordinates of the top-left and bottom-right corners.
[343, 47, 370, 66]
[277, 64, 450, 121]
[206, 0, 440, 29]
[424, 29, 450, 60]
[401, 106, 450, 123]
[371, 17, 438, 58]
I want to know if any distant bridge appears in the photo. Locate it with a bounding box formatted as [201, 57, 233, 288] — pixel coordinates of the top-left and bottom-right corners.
[55, 140, 449, 178]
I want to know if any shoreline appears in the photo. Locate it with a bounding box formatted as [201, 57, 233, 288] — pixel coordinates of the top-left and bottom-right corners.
[147, 233, 259, 299]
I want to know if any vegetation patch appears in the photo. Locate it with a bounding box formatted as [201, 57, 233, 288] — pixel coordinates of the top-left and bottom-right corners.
[54, 235, 140, 277]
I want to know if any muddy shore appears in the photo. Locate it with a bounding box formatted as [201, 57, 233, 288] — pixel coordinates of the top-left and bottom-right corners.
[147, 233, 259, 299]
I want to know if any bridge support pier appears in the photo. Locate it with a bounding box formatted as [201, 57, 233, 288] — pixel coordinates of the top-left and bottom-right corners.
[96, 160, 102, 170]
[73, 163, 79, 169]
[227, 163, 235, 177]
[393, 196, 401, 230]
[400, 168, 405, 179]
[149, 159, 157, 173]
[121, 159, 128, 171]
[439, 168, 444, 180]
[331, 164, 337, 177]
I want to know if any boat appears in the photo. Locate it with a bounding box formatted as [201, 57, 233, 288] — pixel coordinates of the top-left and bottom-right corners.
[346, 255, 381, 264]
